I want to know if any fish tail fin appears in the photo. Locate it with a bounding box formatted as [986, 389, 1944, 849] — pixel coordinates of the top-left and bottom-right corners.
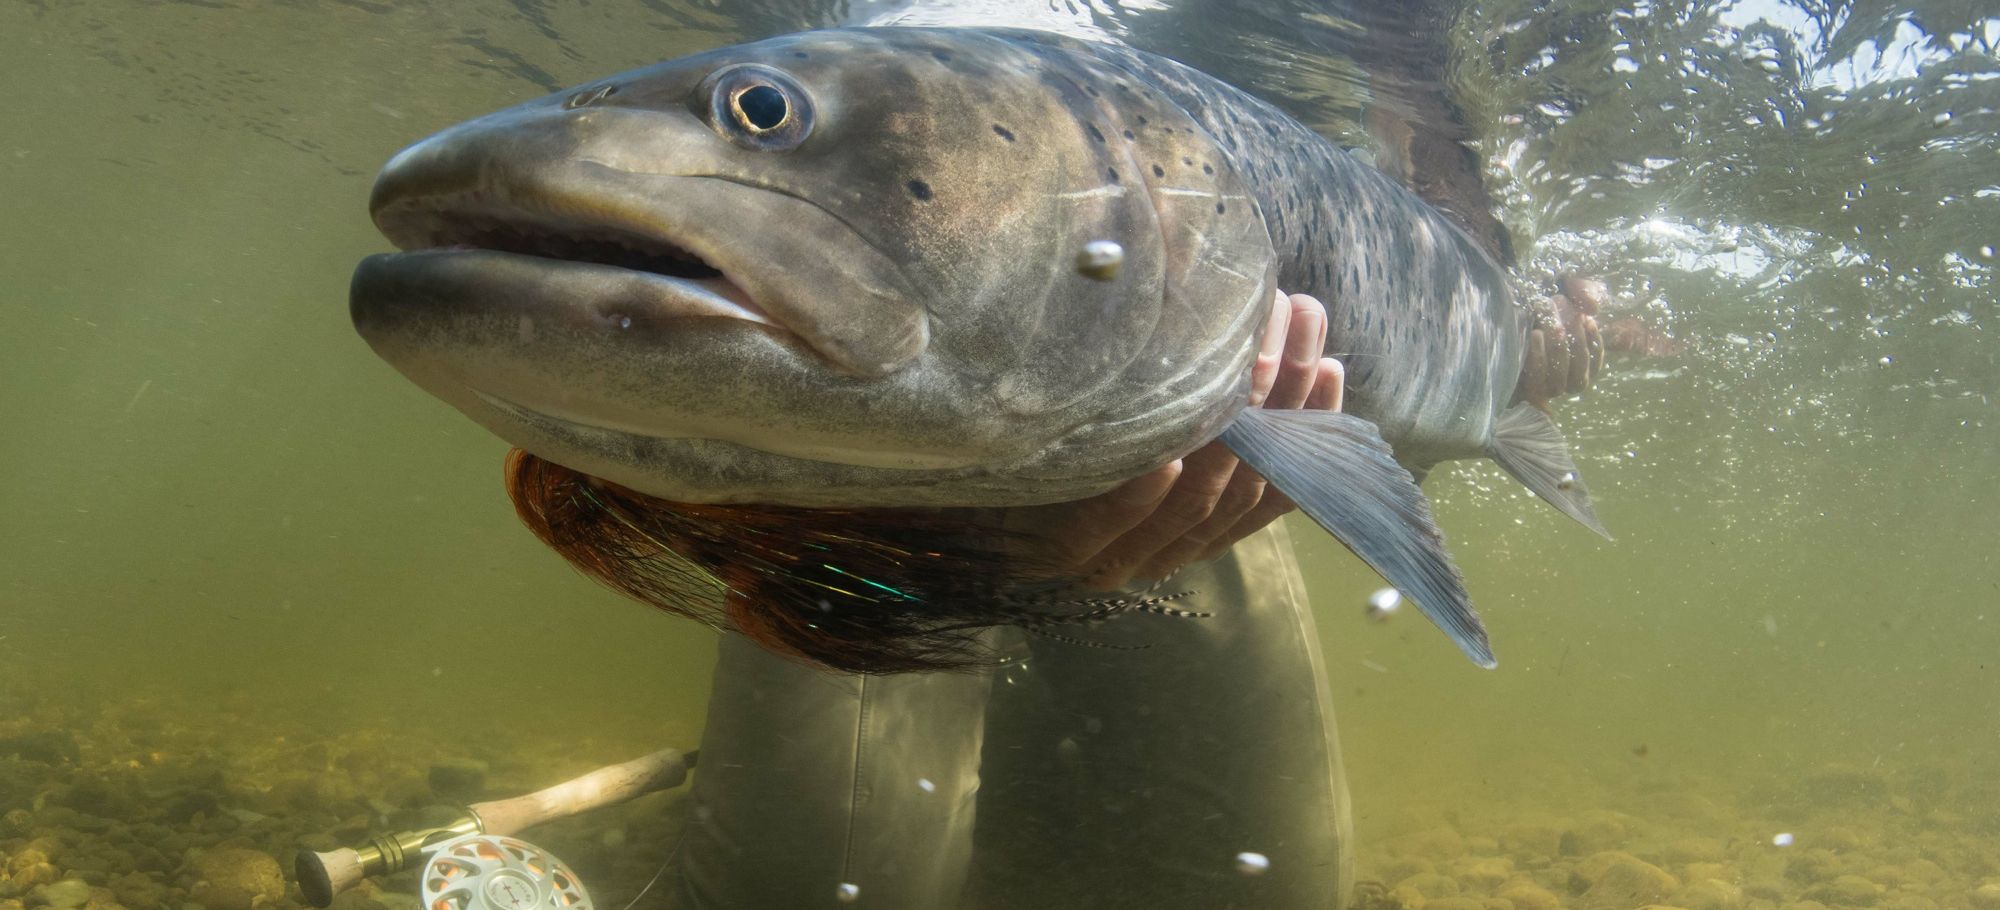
[1220, 409, 1493, 669]
[1486, 404, 1612, 540]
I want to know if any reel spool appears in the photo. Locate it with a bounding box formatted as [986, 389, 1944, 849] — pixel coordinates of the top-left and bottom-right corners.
[420, 835, 591, 910]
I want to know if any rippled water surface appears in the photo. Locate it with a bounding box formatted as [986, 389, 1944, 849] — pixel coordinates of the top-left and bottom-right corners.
[1, 1, 1994, 908]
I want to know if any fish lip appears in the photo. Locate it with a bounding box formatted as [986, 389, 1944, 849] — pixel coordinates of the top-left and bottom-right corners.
[354, 246, 782, 338]
[368, 188, 791, 335]
[366, 170, 919, 375]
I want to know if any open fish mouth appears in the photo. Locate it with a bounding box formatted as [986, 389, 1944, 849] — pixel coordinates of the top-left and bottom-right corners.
[364, 186, 785, 341]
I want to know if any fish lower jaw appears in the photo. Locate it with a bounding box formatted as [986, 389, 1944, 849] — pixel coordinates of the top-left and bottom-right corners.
[471, 389, 989, 475]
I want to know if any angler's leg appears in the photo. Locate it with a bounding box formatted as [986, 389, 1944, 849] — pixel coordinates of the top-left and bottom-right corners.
[664, 632, 993, 909]
[970, 521, 1353, 910]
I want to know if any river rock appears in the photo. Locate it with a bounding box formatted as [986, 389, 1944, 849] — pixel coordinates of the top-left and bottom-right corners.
[1686, 863, 1737, 884]
[1743, 879, 1789, 901]
[185, 849, 281, 910]
[1398, 873, 1461, 899]
[1496, 881, 1561, 910]
[1580, 853, 1680, 910]
[12, 865, 59, 891]
[1386, 884, 1428, 910]
[8, 848, 54, 877]
[1501, 823, 1564, 860]
[1458, 858, 1515, 889]
[1899, 861, 1946, 886]
[1, 810, 33, 838]
[30, 879, 92, 910]
[1379, 857, 1438, 884]
[1673, 878, 1746, 910]
[1803, 875, 1882, 907]
[1563, 812, 1636, 856]
[108, 873, 164, 910]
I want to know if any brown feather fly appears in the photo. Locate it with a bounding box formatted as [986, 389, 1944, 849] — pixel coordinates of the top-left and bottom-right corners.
[503, 449, 1202, 674]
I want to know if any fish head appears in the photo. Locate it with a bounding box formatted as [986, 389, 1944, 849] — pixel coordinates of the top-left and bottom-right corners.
[351, 28, 1275, 507]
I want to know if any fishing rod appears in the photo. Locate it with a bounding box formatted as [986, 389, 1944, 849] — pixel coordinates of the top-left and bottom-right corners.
[296, 747, 697, 910]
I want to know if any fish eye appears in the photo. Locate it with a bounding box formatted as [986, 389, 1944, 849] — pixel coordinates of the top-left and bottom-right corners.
[736, 85, 788, 130]
[700, 64, 813, 151]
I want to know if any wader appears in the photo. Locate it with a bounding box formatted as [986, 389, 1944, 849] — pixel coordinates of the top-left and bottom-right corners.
[665, 522, 1352, 909]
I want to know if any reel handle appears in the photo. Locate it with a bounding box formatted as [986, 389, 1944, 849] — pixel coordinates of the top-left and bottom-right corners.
[296, 748, 696, 907]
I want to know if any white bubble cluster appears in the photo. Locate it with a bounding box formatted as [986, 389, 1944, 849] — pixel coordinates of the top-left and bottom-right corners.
[1772, 832, 1795, 847]
[836, 882, 861, 903]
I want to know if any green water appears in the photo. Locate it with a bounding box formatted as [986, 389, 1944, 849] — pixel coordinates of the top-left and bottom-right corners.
[1, 1, 1995, 908]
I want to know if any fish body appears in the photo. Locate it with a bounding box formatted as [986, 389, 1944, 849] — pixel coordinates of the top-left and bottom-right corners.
[350, 27, 1602, 669]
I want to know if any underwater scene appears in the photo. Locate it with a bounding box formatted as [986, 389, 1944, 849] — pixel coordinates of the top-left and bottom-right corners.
[1, 0, 1995, 909]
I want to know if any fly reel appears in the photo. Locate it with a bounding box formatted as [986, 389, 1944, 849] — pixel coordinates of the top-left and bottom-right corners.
[419, 835, 591, 910]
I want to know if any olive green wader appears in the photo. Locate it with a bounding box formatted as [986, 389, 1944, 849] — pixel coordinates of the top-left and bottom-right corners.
[664, 521, 1354, 909]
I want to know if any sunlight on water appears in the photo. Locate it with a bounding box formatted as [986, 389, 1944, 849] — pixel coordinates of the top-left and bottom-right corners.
[0, 1, 1993, 909]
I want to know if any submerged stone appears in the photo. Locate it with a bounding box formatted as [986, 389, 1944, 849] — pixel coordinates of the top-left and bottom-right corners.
[1579, 852, 1680, 910]
[1802, 875, 1882, 907]
[32, 880, 92, 910]
[186, 848, 283, 910]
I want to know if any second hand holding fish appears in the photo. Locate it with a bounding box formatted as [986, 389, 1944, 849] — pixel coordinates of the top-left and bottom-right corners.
[1006, 289, 1345, 590]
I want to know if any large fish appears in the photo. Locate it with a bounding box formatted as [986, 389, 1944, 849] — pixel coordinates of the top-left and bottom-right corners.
[349, 27, 1605, 672]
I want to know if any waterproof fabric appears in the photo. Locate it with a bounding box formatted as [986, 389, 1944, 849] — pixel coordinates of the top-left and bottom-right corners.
[665, 521, 1353, 909]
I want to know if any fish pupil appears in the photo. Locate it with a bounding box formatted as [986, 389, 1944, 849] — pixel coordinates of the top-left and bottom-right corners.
[736, 85, 788, 131]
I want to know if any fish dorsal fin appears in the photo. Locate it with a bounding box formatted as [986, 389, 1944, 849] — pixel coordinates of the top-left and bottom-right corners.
[1486, 405, 1612, 540]
[1219, 409, 1493, 668]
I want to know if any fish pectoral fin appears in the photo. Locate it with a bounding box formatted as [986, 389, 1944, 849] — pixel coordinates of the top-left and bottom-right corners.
[1219, 409, 1493, 669]
[1486, 404, 1613, 540]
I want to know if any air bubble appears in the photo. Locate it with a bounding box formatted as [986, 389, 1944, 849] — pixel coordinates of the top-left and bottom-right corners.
[1366, 588, 1401, 621]
[1235, 852, 1270, 875]
[1075, 240, 1124, 281]
[836, 883, 861, 903]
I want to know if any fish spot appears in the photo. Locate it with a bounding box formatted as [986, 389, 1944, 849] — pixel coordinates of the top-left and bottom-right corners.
[792, 51, 809, 59]
[1106, 167, 1120, 183]
[1122, 129, 1135, 140]
[1137, 115, 1149, 126]
[1085, 123, 1106, 143]
[1216, 202, 1226, 214]
[932, 50, 953, 62]
[992, 124, 1016, 142]
[1151, 163, 1165, 177]
[1182, 156, 1193, 166]
[906, 179, 934, 201]
[1085, 84, 1100, 97]
[1202, 163, 1214, 174]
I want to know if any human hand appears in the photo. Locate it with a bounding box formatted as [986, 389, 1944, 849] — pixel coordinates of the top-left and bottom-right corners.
[1005, 290, 1345, 590]
[1520, 274, 1608, 409]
